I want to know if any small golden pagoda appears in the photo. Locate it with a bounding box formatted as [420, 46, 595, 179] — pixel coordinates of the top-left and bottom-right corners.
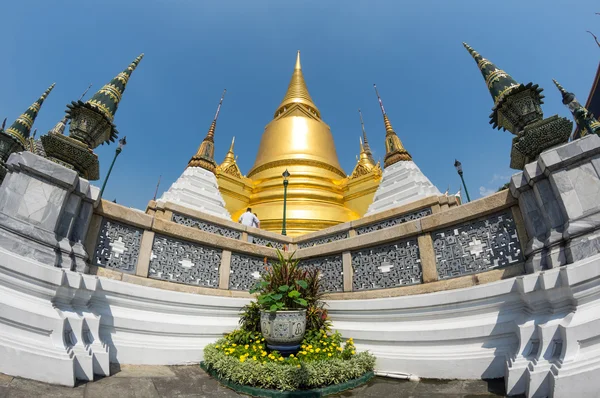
[215, 52, 382, 236]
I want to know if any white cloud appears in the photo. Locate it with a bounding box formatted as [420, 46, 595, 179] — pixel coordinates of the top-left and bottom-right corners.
[479, 186, 495, 197]
[489, 174, 510, 184]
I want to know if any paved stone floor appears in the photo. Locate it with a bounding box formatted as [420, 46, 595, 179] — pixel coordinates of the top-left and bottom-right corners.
[0, 365, 520, 397]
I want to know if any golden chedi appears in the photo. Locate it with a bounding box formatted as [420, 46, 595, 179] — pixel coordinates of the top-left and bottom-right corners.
[215, 52, 382, 236]
[245, 51, 357, 235]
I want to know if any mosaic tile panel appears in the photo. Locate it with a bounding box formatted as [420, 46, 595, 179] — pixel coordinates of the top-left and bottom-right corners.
[356, 207, 433, 235]
[298, 255, 344, 293]
[93, 218, 143, 274]
[171, 212, 241, 239]
[249, 235, 286, 250]
[432, 210, 523, 280]
[297, 231, 349, 249]
[352, 239, 421, 291]
[229, 253, 267, 291]
[149, 234, 221, 287]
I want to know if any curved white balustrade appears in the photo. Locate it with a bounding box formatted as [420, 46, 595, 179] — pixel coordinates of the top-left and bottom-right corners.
[2, 246, 600, 396]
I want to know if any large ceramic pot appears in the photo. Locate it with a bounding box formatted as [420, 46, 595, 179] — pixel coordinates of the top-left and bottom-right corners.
[260, 309, 306, 355]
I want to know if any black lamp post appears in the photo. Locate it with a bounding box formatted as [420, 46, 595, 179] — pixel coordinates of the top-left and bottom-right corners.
[100, 136, 127, 197]
[281, 169, 290, 236]
[454, 159, 471, 203]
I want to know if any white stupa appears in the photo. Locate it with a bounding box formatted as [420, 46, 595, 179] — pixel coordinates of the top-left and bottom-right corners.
[157, 90, 231, 220]
[365, 85, 441, 216]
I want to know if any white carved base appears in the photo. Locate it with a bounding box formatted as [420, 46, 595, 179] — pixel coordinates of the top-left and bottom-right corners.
[366, 161, 441, 216]
[3, 247, 600, 397]
[157, 166, 231, 220]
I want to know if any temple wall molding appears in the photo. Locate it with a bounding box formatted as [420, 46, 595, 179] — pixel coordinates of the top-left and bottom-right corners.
[3, 135, 600, 396]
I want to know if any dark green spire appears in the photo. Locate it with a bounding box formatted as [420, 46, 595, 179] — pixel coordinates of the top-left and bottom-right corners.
[5, 84, 55, 147]
[553, 79, 600, 137]
[86, 54, 144, 123]
[463, 43, 520, 105]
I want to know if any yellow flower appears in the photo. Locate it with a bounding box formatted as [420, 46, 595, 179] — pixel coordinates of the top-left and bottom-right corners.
[296, 364, 301, 368]
[307, 345, 312, 349]
[244, 344, 249, 349]
[309, 349, 314, 353]
[278, 357, 284, 361]
[315, 348, 321, 353]
[337, 347, 343, 352]
[215, 345, 220, 348]
[328, 353, 332, 357]
[232, 344, 237, 347]
[301, 345, 306, 349]
[240, 356, 246, 362]
[261, 338, 265, 342]
[262, 352, 267, 357]
[289, 354, 294, 358]
[225, 352, 229, 355]
[253, 356, 257, 360]
[351, 350, 355, 355]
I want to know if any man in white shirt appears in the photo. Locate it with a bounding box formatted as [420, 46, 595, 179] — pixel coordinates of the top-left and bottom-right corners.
[239, 208, 259, 227]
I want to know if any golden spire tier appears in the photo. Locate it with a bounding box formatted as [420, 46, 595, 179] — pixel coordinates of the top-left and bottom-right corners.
[217, 136, 243, 179]
[243, 52, 358, 235]
[188, 89, 226, 172]
[374, 84, 412, 168]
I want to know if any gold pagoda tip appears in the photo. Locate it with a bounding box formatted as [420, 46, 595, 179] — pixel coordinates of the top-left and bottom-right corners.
[295, 51, 301, 70]
[229, 136, 235, 152]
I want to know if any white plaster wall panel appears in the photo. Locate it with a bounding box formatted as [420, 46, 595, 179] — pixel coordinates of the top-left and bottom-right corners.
[3, 246, 600, 397]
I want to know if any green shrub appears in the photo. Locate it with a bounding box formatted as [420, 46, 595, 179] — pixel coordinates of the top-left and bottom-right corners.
[203, 337, 376, 391]
[239, 301, 261, 333]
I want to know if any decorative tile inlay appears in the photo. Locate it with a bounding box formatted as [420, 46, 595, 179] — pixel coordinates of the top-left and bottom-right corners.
[432, 210, 523, 280]
[298, 255, 343, 293]
[171, 212, 241, 239]
[297, 231, 349, 249]
[356, 207, 433, 235]
[149, 234, 221, 287]
[352, 239, 421, 290]
[229, 253, 267, 291]
[93, 218, 143, 273]
[250, 235, 286, 250]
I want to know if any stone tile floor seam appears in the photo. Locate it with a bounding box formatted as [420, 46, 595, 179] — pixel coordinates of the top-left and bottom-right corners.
[0, 365, 521, 398]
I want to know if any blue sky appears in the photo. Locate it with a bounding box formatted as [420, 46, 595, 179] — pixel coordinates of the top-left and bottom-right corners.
[1, 0, 598, 208]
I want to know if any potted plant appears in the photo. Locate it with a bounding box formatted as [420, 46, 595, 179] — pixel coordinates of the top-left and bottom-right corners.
[250, 250, 309, 354]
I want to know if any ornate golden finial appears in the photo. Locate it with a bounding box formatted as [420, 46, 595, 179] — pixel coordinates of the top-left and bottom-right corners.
[218, 136, 243, 178]
[373, 84, 412, 167]
[188, 89, 227, 172]
[358, 108, 373, 159]
[274, 51, 320, 119]
[206, 89, 227, 141]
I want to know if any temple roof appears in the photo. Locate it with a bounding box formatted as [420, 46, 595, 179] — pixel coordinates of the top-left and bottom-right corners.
[274, 51, 321, 119]
[5, 83, 55, 147]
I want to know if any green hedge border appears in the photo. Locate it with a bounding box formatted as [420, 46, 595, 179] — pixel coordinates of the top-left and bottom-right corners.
[200, 362, 374, 398]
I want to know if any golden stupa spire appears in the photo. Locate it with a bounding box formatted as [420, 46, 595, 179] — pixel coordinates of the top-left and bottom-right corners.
[218, 136, 243, 178]
[373, 84, 412, 167]
[220, 136, 236, 166]
[188, 89, 227, 172]
[358, 109, 374, 161]
[274, 51, 320, 119]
